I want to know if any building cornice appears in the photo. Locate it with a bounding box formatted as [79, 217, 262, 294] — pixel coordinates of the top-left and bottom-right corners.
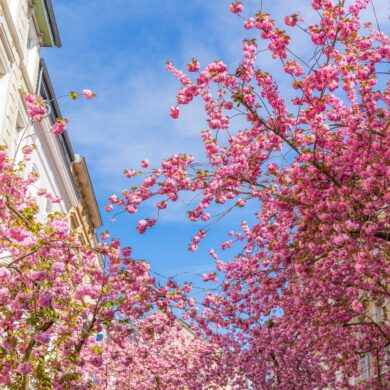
[72, 155, 103, 230]
[31, 0, 61, 47]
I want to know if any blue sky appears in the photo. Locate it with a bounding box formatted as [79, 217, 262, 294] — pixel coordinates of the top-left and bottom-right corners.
[43, 0, 248, 290]
[42, 0, 387, 291]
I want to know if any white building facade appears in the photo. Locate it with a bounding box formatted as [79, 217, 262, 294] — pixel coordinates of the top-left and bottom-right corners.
[0, 0, 102, 248]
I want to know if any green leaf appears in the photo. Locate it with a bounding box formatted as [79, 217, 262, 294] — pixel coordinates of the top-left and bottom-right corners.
[69, 91, 79, 101]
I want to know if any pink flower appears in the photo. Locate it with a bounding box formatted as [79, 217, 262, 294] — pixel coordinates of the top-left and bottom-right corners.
[38, 293, 54, 308]
[105, 309, 115, 320]
[284, 14, 299, 27]
[50, 216, 68, 235]
[90, 355, 103, 367]
[122, 247, 132, 257]
[244, 17, 255, 30]
[229, 1, 243, 14]
[76, 284, 93, 299]
[0, 268, 10, 281]
[189, 243, 198, 252]
[105, 204, 114, 212]
[49, 118, 68, 136]
[108, 194, 119, 204]
[267, 162, 279, 173]
[100, 231, 109, 240]
[29, 271, 46, 282]
[351, 300, 364, 313]
[216, 260, 225, 271]
[24, 93, 47, 122]
[201, 213, 210, 221]
[124, 169, 136, 178]
[137, 219, 148, 234]
[82, 89, 96, 99]
[52, 262, 65, 273]
[141, 159, 150, 168]
[355, 262, 365, 274]
[126, 204, 137, 213]
[283, 61, 304, 77]
[34, 332, 51, 344]
[187, 58, 200, 72]
[157, 200, 167, 209]
[202, 272, 218, 283]
[0, 287, 9, 304]
[16, 362, 32, 375]
[22, 145, 34, 155]
[204, 61, 228, 83]
[170, 106, 180, 119]
[147, 218, 156, 227]
[236, 198, 246, 207]
[51, 196, 61, 204]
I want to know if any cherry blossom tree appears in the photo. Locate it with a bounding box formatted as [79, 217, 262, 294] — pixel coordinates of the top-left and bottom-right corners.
[88, 312, 233, 389]
[2, 0, 389, 388]
[109, 0, 390, 388]
[0, 98, 226, 388]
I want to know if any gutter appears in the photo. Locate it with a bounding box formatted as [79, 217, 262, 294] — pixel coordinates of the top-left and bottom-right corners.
[42, 0, 61, 47]
[31, 0, 61, 47]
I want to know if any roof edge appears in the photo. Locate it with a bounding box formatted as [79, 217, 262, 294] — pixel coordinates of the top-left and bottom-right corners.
[33, 0, 61, 47]
[43, 0, 61, 47]
[38, 59, 75, 161]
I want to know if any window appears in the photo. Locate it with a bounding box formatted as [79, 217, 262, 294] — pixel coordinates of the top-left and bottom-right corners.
[31, 164, 40, 193]
[360, 353, 371, 381]
[45, 199, 52, 214]
[0, 56, 6, 75]
[375, 305, 384, 323]
[0, 57, 9, 136]
[13, 112, 25, 155]
[374, 299, 387, 324]
[384, 346, 390, 376]
[26, 24, 39, 82]
[70, 214, 78, 231]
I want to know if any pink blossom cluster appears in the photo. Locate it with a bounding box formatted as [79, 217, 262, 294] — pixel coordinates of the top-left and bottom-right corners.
[82, 88, 95, 99]
[49, 118, 68, 136]
[24, 93, 47, 122]
[187, 58, 201, 72]
[0, 148, 216, 388]
[112, 1, 390, 387]
[229, 1, 243, 14]
[284, 13, 299, 27]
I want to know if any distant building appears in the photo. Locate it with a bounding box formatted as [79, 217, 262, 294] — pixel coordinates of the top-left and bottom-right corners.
[0, 0, 102, 250]
[349, 298, 389, 386]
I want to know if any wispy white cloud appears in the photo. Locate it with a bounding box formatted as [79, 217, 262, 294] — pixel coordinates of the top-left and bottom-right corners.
[47, 1, 242, 191]
[46, 0, 389, 209]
